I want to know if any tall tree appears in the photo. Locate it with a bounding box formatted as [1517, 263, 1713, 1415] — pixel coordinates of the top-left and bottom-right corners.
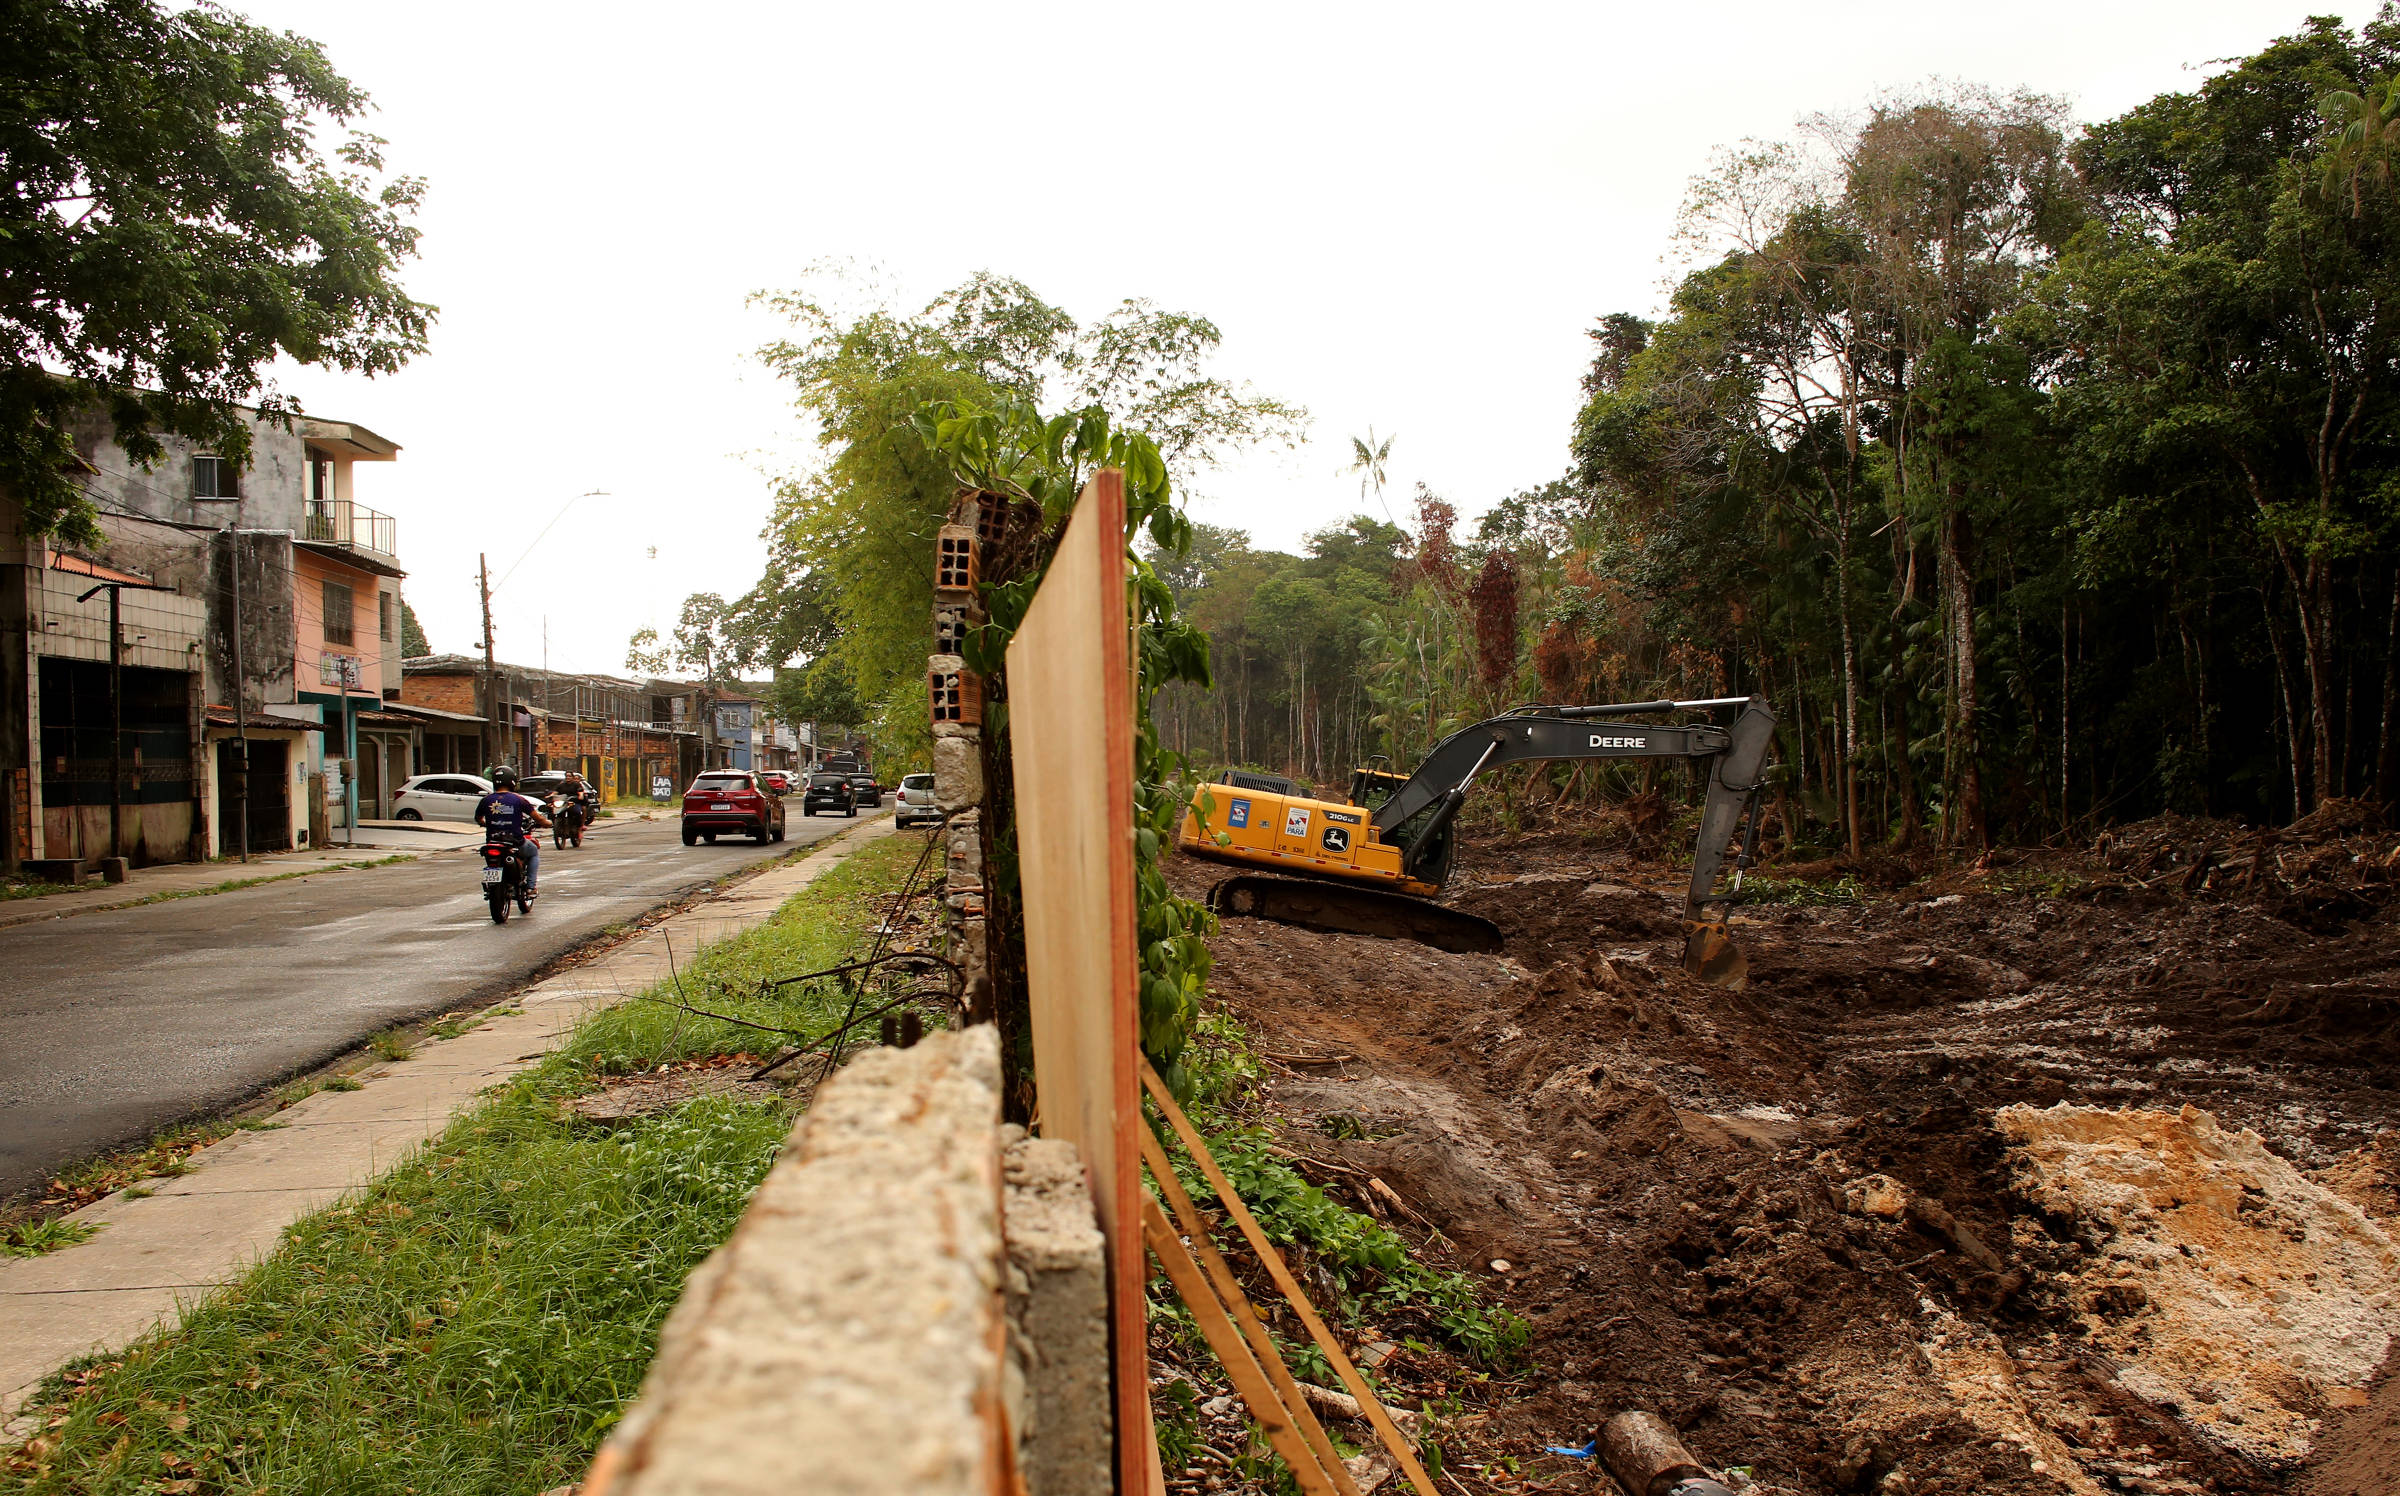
[1839, 86, 2084, 847]
[739, 272, 1303, 758]
[2035, 15, 2400, 810]
[2, 0, 432, 541]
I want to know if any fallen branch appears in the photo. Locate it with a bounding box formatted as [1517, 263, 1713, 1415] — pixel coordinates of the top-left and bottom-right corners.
[1297, 1383, 1421, 1431]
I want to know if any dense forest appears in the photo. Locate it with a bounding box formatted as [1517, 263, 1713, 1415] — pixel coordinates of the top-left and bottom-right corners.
[693, 13, 2400, 854]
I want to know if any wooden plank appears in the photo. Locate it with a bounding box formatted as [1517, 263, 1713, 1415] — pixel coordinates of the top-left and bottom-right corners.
[1142, 1197, 1342, 1496]
[1006, 468, 1150, 1494]
[1139, 1126, 1363, 1496]
[1140, 1060, 1438, 1496]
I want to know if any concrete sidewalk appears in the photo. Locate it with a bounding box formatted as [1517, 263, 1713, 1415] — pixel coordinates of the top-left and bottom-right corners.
[0, 810, 667, 930]
[0, 816, 896, 1436]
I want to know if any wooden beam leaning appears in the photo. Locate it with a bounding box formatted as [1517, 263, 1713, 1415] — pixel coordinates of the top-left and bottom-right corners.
[1006, 468, 1150, 1495]
[1141, 1196, 1341, 1496]
[1139, 1060, 1438, 1496]
[1137, 1126, 1363, 1496]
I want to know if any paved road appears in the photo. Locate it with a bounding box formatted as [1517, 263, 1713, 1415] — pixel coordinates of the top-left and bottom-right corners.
[0, 808, 888, 1199]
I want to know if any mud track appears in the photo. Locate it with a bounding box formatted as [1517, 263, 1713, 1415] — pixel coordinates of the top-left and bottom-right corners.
[1173, 819, 2400, 1496]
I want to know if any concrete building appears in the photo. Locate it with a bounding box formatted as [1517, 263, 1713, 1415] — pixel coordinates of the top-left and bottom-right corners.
[0, 405, 412, 869]
[400, 656, 699, 799]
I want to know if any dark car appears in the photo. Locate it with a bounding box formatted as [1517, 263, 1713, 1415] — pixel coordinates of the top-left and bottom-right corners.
[801, 772, 858, 818]
[846, 770, 882, 807]
[681, 770, 787, 845]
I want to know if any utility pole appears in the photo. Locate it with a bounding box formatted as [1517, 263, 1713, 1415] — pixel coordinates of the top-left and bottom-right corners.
[228, 531, 248, 862]
[78, 581, 155, 864]
[108, 585, 121, 861]
[479, 553, 496, 773]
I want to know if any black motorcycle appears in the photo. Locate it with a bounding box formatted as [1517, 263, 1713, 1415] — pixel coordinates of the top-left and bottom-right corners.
[547, 792, 586, 849]
[480, 834, 534, 923]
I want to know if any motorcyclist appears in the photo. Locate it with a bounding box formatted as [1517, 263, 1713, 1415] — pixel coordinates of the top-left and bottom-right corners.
[562, 769, 599, 821]
[475, 766, 552, 899]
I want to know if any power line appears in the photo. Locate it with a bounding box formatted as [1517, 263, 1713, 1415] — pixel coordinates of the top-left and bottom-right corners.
[491, 490, 608, 596]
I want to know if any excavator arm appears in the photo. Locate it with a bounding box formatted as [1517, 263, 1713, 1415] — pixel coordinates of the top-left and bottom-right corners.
[1367, 696, 1777, 979]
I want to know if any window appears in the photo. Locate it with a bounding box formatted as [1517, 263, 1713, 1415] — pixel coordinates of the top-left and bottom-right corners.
[379, 592, 394, 642]
[192, 456, 239, 500]
[322, 579, 355, 645]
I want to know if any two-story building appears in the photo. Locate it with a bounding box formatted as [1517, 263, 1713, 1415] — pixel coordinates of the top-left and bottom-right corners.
[0, 403, 410, 869]
[400, 655, 699, 800]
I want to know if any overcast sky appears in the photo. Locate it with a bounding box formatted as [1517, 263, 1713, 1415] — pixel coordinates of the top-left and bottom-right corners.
[236, 0, 2360, 677]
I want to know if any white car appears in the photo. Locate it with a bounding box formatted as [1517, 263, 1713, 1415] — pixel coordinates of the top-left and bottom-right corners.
[391, 773, 494, 822]
[895, 772, 944, 828]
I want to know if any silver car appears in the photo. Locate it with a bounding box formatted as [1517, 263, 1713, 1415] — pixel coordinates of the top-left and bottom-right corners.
[391, 773, 494, 822]
[895, 772, 944, 828]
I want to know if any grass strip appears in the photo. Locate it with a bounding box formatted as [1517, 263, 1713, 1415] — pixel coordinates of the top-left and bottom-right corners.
[3, 857, 419, 921]
[2, 828, 935, 1496]
[0, 880, 79, 902]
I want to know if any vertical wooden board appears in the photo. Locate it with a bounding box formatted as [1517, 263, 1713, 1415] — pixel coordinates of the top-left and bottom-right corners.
[1005, 468, 1151, 1493]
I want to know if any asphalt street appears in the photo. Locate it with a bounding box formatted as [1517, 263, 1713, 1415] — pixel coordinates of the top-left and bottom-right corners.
[0, 807, 887, 1200]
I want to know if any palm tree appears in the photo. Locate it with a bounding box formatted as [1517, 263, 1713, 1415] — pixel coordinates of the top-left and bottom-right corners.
[1347, 428, 1395, 518]
[2321, 81, 2400, 217]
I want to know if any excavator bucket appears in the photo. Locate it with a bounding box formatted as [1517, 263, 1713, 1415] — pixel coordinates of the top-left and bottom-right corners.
[1681, 918, 1748, 988]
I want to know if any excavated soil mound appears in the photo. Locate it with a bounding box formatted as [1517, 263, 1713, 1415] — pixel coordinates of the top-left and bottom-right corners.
[1997, 1103, 2400, 1469]
[1170, 816, 2400, 1495]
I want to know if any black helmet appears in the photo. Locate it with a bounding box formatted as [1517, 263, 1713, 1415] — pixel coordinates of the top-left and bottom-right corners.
[491, 765, 519, 788]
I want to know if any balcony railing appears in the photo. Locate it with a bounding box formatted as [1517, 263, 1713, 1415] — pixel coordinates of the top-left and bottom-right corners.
[302, 498, 397, 557]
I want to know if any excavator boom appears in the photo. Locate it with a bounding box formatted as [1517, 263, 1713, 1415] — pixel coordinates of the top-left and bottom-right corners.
[1179, 696, 1777, 982]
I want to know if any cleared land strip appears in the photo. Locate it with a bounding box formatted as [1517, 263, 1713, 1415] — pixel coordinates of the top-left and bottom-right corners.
[0, 816, 894, 1435]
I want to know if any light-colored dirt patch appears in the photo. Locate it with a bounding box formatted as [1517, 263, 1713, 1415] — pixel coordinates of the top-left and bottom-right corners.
[1998, 1102, 2400, 1467]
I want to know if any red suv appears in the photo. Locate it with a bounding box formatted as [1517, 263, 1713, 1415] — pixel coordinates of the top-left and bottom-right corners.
[681, 770, 787, 846]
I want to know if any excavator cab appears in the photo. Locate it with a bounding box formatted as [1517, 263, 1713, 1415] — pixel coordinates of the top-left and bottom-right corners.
[1344, 764, 1409, 812]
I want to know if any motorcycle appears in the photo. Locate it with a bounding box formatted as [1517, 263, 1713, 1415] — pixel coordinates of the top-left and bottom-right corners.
[547, 792, 587, 849]
[481, 834, 534, 923]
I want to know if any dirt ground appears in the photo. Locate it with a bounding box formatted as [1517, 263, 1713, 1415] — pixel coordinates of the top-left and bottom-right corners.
[1167, 806, 2400, 1496]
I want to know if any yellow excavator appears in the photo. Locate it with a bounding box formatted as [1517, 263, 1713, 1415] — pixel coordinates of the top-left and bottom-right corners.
[1178, 695, 1777, 985]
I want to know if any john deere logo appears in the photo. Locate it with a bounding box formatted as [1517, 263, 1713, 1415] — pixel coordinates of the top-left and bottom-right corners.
[1589, 735, 1648, 749]
[1321, 826, 1351, 853]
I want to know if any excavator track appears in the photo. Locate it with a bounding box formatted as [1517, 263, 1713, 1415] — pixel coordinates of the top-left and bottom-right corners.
[1205, 873, 1504, 955]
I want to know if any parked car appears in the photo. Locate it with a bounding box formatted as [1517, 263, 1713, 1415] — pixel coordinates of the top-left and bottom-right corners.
[801, 772, 858, 817]
[761, 769, 797, 795]
[681, 770, 787, 845]
[518, 772, 572, 802]
[895, 773, 943, 828]
[392, 773, 493, 822]
[846, 770, 882, 807]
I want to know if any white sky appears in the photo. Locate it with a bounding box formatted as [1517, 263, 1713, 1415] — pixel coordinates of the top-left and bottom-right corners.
[236, 0, 2354, 676]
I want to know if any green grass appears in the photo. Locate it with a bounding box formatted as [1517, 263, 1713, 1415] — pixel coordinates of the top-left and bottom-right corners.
[1, 1219, 103, 1258]
[0, 878, 85, 902]
[1738, 872, 1868, 907]
[39, 1122, 239, 1211]
[367, 1030, 415, 1063]
[1146, 1010, 1525, 1485]
[3, 855, 415, 915]
[1159, 1010, 1527, 1368]
[0, 829, 923, 1496]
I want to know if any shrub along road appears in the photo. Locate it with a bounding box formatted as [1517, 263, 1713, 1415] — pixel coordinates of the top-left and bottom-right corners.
[0, 809, 886, 1201]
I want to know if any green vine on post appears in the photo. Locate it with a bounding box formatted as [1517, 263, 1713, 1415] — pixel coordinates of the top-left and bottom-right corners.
[910, 396, 1217, 1100]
